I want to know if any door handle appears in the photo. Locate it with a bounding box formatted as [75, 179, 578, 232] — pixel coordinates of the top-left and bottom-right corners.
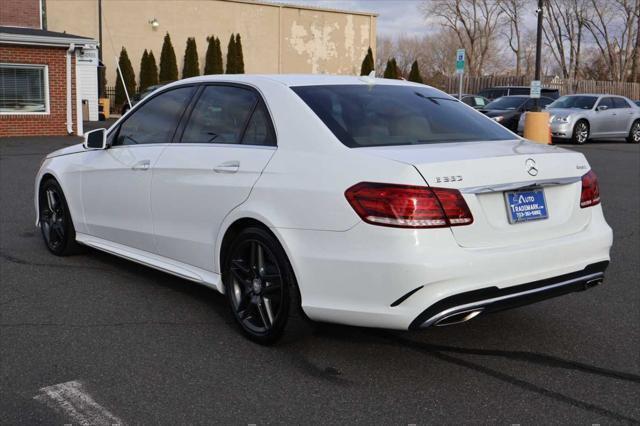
[132, 160, 150, 171]
[214, 161, 240, 173]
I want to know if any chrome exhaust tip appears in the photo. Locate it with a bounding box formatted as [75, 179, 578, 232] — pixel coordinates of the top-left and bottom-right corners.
[434, 308, 483, 327]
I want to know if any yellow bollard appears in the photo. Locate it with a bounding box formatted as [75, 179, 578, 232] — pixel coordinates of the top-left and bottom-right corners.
[523, 111, 551, 144]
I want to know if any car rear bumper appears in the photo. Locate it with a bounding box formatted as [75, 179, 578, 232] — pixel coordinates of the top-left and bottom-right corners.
[274, 207, 613, 330]
[409, 261, 608, 329]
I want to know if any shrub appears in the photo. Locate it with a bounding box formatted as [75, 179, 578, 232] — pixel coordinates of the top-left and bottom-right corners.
[360, 47, 374, 76]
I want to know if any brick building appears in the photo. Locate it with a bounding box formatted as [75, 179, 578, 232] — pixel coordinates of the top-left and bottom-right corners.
[0, 0, 97, 136]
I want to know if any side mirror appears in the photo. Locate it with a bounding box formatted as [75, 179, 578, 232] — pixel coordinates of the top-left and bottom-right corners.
[596, 105, 608, 112]
[84, 128, 108, 149]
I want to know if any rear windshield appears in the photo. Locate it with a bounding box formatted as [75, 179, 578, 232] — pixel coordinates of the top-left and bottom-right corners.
[292, 85, 514, 148]
[485, 96, 528, 110]
[549, 96, 597, 109]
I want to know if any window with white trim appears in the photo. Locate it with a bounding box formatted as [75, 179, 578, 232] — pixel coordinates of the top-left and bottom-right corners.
[0, 64, 49, 114]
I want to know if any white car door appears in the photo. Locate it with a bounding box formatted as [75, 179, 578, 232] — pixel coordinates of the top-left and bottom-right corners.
[81, 86, 196, 252]
[151, 84, 276, 270]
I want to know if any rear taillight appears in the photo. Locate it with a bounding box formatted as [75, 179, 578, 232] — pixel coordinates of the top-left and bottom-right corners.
[580, 170, 600, 208]
[344, 182, 473, 228]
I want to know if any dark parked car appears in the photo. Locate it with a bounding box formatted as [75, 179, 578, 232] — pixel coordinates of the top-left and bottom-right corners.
[449, 93, 490, 109]
[121, 84, 165, 114]
[479, 95, 554, 131]
[478, 86, 560, 101]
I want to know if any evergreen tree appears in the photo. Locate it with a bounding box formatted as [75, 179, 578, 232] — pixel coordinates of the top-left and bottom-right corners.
[408, 60, 423, 84]
[182, 37, 200, 78]
[383, 57, 399, 79]
[159, 32, 178, 82]
[204, 36, 216, 75]
[204, 36, 224, 75]
[139, 49, 159, 91]
[360, 47, 374, 76]
[226, 34, 237, 74]
[235, 33, 245, 74]
[139, 49, 149, 91]
[213, 37, 223, 74]
[114, 47, 136, 108]
[147, 50, 159, 86]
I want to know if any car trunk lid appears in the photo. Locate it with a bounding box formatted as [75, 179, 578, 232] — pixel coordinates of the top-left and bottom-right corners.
[359, 140, 591, 248]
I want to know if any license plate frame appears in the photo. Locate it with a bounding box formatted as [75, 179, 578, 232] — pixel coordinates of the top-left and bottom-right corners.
[504, 187, 549, 224]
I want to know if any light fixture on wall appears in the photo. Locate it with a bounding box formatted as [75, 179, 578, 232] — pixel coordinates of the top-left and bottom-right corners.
[148, 18, 160, 29]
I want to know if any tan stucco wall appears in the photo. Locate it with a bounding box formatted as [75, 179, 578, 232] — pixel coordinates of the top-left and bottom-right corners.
[45, 0, 376, 86]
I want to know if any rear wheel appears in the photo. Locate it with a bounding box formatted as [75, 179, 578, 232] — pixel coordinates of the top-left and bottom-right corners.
[572, 120, 589, 145]
[38, 179, 80, 256]
[222, 227, 308, 345]
[627, 120, 640, 144]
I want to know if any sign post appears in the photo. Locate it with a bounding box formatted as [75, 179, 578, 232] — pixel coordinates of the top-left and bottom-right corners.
[456, 49, 465, 100]
[530, 80, 541, 99]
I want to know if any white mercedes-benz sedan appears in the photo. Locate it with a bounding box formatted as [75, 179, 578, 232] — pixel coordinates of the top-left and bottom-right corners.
[35, 75, 613, 344]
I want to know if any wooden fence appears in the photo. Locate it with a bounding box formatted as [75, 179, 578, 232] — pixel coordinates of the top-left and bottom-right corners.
[438, 75, 640, 99]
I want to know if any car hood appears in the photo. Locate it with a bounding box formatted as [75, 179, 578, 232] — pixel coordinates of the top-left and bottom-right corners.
[46, 143, 85, 159]
[545, 108, 584, 116]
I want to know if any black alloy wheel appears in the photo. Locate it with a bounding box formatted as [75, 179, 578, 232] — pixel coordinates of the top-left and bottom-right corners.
[223, 227, 306, 344]
[39, 179, 78, 256]
[627, 120, 640, 144]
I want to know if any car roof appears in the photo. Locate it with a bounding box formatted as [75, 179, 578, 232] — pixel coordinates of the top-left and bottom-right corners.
[168, 74, 433, 88]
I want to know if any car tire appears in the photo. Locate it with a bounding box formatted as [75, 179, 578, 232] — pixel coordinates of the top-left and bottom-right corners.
[627, 120, 640, 144]
[572, 120, 589, 145]
[38, 178, 81, 256]
[222, 226, 310, 345]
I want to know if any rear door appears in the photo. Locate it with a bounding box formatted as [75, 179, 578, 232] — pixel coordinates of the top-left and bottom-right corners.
[612, 97, 634, 135]
[151, 84, 276, 271]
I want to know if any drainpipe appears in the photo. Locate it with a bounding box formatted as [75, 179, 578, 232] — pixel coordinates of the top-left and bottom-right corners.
[66, 43, 75, 134]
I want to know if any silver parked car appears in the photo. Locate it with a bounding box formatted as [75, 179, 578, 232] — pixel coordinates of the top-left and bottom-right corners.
[517, 94, 640, 144]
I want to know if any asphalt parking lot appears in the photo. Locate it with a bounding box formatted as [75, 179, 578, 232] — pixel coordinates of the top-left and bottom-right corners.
[1, 134, 638, 424]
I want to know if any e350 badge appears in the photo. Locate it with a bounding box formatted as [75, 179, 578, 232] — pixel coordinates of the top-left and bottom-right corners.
[434, 175, 463, 183]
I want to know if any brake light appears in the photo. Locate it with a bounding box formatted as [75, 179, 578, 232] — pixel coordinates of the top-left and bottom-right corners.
[345, 182, 473, 228]
[580, 170, 600, 208]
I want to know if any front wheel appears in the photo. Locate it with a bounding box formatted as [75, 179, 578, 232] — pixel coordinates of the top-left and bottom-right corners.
[222, 227, 308, 345]
[627, 120, 640, 144]
[38, 179, 80, 256]
[572, 120, 589, 145]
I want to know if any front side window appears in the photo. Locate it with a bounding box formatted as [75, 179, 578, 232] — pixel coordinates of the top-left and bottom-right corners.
[598, 97, 614, 109]
[181, 86, 258, 144]
[293, 85, 514, 148]
[115, 86, 194, 146]
[0, 64, 48, 113]
[549, 96, 598, 110]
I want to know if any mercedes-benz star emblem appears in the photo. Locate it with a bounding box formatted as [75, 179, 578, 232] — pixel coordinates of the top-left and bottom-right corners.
[525, 158, 538, 176]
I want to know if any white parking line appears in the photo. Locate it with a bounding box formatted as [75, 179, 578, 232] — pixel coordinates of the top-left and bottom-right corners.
[33, 380, 123, 426]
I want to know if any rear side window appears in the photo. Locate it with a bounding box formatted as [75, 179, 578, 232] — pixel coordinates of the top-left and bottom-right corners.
[612, 97, 630, 109]
[241, 102, 276, 146]
[293, 85, 514, 148]
[181, 86, 257, 144]
[115, 87, 194, 145]
[510, 88, 529, 95]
